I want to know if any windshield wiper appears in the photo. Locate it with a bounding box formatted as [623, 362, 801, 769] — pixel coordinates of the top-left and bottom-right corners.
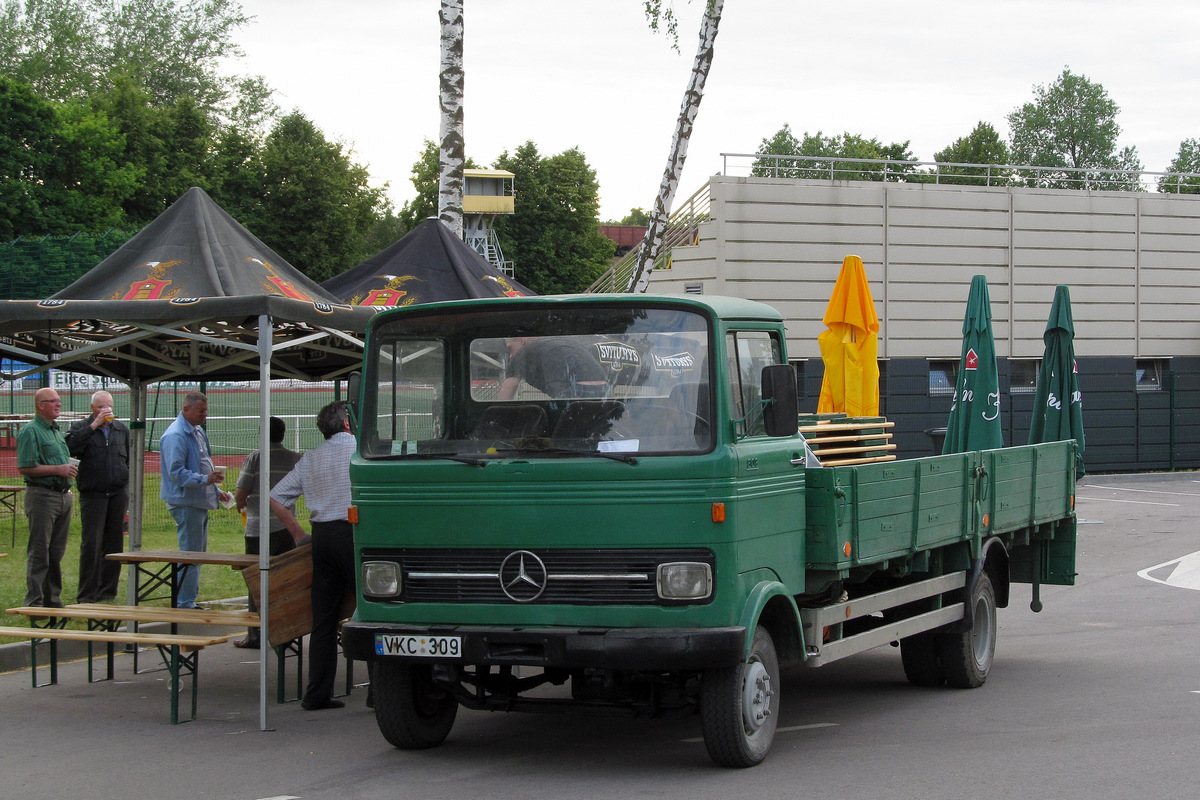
[492, 443, 639, 465]
[405, 452, 489, 467]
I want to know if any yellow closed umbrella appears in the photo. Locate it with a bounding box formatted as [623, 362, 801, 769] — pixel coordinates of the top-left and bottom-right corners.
[817, 255, 880, 416]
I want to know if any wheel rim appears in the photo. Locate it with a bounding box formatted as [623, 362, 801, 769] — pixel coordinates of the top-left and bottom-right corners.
[971, 594, 995, 667]
[741, 659, 773, 735]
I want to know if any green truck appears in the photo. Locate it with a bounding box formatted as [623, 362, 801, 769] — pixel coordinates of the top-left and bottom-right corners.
[341, 294, 1078, 768]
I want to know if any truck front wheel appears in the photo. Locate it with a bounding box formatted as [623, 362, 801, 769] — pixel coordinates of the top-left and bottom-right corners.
[700, 625, 779, 768]
[937, 571, 997, 688]
[373, 660, 459, 749]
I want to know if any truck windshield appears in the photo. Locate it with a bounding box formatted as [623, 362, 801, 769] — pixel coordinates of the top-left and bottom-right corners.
[361, 305, 714, 459]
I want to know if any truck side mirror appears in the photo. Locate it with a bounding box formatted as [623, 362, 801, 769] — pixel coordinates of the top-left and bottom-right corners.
[761, 364, 799, 437]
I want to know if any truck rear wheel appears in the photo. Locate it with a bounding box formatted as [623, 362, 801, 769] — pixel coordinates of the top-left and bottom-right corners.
[700, 625, 779, 768]
[900, 631, 945, 687]
[937, 571, 997, 688]
[374, 660, 459, 749]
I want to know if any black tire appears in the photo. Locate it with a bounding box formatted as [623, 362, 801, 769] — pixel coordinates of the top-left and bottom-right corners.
[900, 631, 945, 687]
[700, 625, 780, 768]
[937, 571, 997, 689]
[373, 660, 459, 749]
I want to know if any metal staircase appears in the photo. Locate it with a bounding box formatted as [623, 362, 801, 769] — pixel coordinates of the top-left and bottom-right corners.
[587, 182, 712, 293]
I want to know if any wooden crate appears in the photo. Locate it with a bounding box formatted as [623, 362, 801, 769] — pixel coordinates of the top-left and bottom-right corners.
[241, 544, 355, 648]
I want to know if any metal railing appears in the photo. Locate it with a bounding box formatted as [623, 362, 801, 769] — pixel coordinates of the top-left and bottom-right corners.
[587, 182, 713, 293]
[721, 152, 1200, 193]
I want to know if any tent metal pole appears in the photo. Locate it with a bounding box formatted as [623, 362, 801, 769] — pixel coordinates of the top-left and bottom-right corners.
[125, 378, 146, 605]
[258, 315, 273, 731]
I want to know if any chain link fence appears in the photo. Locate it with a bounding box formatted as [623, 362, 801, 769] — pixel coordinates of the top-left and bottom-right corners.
[0, 230, 137, 299]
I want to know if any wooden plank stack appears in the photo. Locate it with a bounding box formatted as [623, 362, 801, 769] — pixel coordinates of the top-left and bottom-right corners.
[800, 414, 897, 467]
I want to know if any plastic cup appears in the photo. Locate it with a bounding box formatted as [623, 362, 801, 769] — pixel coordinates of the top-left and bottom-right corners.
[67, 457, 80, 469]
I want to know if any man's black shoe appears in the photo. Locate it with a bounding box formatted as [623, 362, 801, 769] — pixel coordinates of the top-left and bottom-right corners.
[301, 698, 345, 711]
[365, 690, 375, 710]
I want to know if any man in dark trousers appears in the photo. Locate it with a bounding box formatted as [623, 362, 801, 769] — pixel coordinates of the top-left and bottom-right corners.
[66, 390, 131, 604]
[16, 387, 77, 608]
[270, 401, 360, 711]
[233, 415, 301, 648]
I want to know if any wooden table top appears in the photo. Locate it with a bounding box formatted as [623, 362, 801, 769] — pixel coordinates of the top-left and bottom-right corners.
[107, 549, 258, 569]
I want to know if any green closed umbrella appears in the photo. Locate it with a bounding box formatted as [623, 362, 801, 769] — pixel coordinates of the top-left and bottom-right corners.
[1028, 284, 1085, 476]
[943, 275, 1003, 453]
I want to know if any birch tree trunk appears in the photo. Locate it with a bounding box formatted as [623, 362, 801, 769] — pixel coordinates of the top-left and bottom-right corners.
[437, 0, 465, 238]
[628, 0, 723, 293]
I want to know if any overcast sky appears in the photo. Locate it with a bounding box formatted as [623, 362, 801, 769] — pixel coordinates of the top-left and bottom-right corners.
[229, 0, 1200, 221]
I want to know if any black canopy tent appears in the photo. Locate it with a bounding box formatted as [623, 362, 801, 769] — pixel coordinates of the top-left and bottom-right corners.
[321, 218, 533, 305]
[0, 187, 379, 729]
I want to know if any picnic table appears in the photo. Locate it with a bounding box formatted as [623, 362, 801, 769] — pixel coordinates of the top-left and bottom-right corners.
[107, 548, 259, 607]
[1, 485, 26, 546]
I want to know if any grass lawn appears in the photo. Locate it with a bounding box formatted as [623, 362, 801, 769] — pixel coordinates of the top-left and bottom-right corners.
[0, 471, 309, 643]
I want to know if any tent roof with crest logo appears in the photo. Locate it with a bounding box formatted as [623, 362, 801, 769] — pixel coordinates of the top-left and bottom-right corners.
[320, 218, 533, 307]
[0, 187, 379, 384]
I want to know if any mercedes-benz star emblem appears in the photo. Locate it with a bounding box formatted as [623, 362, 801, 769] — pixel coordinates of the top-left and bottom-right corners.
[499, 550, 548, 603]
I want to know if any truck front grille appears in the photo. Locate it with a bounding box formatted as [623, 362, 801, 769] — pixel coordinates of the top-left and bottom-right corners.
[361, 547, 714, 605]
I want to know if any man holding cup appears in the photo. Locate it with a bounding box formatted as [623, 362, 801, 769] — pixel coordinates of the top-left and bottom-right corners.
[67, 390, 131, 604]
[159, 391, 231, 608]
[16, 387, 77, 608]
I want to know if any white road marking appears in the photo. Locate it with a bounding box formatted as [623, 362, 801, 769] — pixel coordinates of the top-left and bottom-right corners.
[1075, 495, 1179, 507]
[1137, 551, 1200, 591]
[1092, 486, 1200, 498]
[681, 722, 836, 743]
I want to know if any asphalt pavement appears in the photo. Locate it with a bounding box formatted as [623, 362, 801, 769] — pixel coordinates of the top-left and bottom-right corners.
[1, 470, 1197, 800]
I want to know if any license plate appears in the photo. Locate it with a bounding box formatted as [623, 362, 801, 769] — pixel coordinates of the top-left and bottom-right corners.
[375, 634, 462, 658]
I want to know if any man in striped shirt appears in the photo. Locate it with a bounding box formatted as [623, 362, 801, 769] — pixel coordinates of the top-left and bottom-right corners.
[270, 401, 357, 711]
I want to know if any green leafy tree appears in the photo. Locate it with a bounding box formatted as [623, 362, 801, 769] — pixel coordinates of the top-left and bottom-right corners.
[619, 208, 651, 226]
[87, 74, 218, 224]
[0, 74, 136, 238]
[751, 127, 917, 182]
[0, 74, 56, 239]
[43, 98, 141, 231]
[207, 125, 263, 218]
[933, 121, 1011, 186]
[1158, 139, 1200, 193]
[494, 141, 614, 294]
[751, 123, 803, 177]
[1007, 67, 1142, 190]
[247, 111, 387, 281]
[0, 0, 105, 100]
[0, 0, 272, 126]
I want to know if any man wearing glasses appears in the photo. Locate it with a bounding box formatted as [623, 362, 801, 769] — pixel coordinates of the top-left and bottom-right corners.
[16, 387, 78, 608]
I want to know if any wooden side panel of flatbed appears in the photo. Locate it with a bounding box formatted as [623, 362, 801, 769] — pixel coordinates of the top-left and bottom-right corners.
[804, 440, 1077, 573]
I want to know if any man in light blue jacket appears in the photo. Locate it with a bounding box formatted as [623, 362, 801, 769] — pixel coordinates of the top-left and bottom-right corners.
[159, 391, 230, 608]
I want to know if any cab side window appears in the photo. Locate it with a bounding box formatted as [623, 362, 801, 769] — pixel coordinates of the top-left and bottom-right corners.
[725, 331, 783, 437]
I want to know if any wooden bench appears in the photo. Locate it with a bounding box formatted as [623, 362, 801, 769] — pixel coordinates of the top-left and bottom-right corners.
[802, 419, 898, 467]
[0, 618, 231, 724]
[5, 604, 256, 723]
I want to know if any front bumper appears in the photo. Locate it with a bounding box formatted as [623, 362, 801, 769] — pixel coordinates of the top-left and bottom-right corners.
[341, 621, 746, 671]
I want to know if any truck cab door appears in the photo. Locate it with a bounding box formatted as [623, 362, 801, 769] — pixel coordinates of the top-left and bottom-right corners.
[725, 331, 806, 589]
